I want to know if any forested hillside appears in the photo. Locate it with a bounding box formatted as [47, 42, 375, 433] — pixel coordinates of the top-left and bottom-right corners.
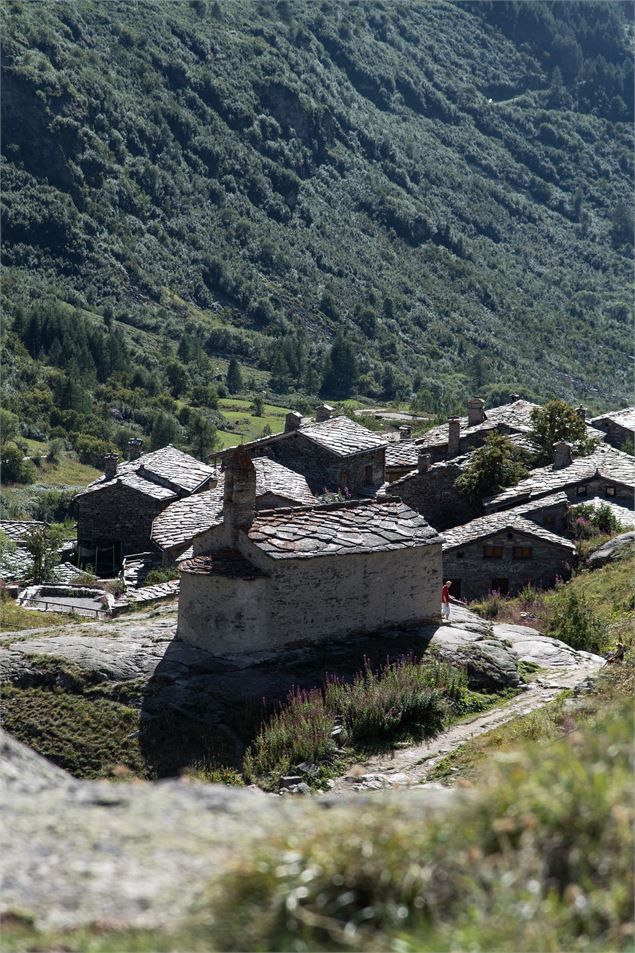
[1, 0, 633, 466]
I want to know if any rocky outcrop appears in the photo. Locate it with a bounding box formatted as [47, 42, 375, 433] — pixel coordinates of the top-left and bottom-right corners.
[586, 531, 635, 569]
[0, 729, 457, 931]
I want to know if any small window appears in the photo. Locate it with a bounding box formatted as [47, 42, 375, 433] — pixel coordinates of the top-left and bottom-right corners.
[513, 545, 533, 560]
[456, 551, 465, 559]
[364, 464, 373, 485]
[605, 486, 616, 497]
[506, 531, 514, 540]
[576, 486, 587, 497]
[543, 513, 555, 526]
[483, 544, 503, 559]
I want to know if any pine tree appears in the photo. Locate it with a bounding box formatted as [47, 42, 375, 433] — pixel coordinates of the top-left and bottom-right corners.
[226, 357, 243, 394]
[320, 333, 357, 399]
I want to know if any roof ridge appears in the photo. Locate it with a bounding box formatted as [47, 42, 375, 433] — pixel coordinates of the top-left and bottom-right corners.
[254, 498, 397, 518]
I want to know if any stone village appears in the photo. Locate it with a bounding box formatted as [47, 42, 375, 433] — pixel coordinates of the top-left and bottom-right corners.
[4, 397, 633, 654]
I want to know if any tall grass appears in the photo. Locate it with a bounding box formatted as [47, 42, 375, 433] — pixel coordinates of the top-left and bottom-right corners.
[243, 656, 467, 785]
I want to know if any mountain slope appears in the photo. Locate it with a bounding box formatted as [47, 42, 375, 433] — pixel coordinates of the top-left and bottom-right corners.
[1, 0, 633, 425]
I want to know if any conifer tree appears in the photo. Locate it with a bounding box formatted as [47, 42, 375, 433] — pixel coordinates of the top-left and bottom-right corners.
[226, 357, 243, 394]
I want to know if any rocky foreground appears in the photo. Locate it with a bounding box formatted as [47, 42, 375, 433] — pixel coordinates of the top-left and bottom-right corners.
[0, 603, 604, 930]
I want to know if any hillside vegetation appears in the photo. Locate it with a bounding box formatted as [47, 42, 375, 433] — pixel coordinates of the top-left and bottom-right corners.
[1, 0, 633, 482]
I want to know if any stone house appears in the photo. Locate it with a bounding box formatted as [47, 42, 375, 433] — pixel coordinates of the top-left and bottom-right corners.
[391, 397, 604, 474]
[177, 447, 442, 655]
[384, 450, 480, 530]
[220, 405, 387, 496]
[151, 457, 315, 564]
[589, 407, 635, 451]
[412, 397, 542, 464]
[383, 432, 547, 532]
[484, 443, 635, 515]
[75, 445, 217, 572]
[442, 511, 576, 601]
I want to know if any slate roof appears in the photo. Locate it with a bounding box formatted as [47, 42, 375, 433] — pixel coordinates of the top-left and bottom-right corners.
[247, 499, 439, 560]
[590, 406, 635, 432]
[152, 487, 224, 552]
[484, 445, 635, 510]
[0, 520, 45, 543]
[442, 512, 576, 553]
[385, 442, 420, 472]
[253, 457, 315, 503]
[76, 445, 216, 499]
[224, 415, 387, 459]
[179, 548, 265, 579]
[151, 459, 314, 553]
[386, 431, 536, 478]
[512, 492, 569, 515]
[416, 399, 540, 451]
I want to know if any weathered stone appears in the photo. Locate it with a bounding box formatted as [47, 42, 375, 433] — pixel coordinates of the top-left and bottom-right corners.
[586, 531, 635, 569]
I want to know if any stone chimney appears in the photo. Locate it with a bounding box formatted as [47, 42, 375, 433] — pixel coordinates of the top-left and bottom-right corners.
[447, 417, 461, 459]
[127, 437, 144, 461]
[510, 393, 520, 402]
[315, 403, 334, 422]
[285, 411, 303, 433]
[223, 445, 256, 543]
[553, 440, 573, 469]
[399, 425, 412, 442]
[467, 397, 486, 427]
[418, 451, 432, 473]
[104, 452, 119, 480]
[576, 405, 587, 421]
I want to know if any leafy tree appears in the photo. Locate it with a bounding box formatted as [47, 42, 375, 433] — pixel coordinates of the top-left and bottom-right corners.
[226, 357, 243, 394]
[251, 395, 265, 417]
[455, 434, 528, 504]
[0, 409, 20, 444]
[529, 400, 592, 464]
[1, 442, 36, 484]
[23, 525, 65, 584]
[46, 439, 65, 464]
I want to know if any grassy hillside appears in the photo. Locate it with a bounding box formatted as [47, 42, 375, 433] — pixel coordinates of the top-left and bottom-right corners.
[1, 0, 633, 480]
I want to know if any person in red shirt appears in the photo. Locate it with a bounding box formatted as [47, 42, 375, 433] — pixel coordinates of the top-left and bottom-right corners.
[441, 580, 452, 623]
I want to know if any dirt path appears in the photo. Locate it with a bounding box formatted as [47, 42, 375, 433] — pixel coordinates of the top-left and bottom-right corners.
[331, 657, 603, 794]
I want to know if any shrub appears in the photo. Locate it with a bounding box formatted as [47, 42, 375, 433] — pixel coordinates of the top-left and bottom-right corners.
[547, 588, 606, 653]
[455, 434, 528, 503]
[143, 568, 178, 586]
[324, 656, 462, 746]
[22, 525, 65, 583]
[1, 441, 36, 484]
[243, 656, 466, 785]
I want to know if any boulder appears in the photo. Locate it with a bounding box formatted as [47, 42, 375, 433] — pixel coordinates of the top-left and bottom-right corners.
[586, 531, 635, 569]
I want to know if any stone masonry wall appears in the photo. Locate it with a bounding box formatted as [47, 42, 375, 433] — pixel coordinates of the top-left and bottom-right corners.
[178, 543, 442, 654]
[77, 484, 167, 555]
[386, 465, 479, 530]
[443, 530, 573, 602]
[591, 419, 633, 451]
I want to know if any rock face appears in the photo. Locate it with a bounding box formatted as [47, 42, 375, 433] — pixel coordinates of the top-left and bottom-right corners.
[0, 604, 523, 722]
[586, 531, 635, 569]
[0, 728, 456, 931]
